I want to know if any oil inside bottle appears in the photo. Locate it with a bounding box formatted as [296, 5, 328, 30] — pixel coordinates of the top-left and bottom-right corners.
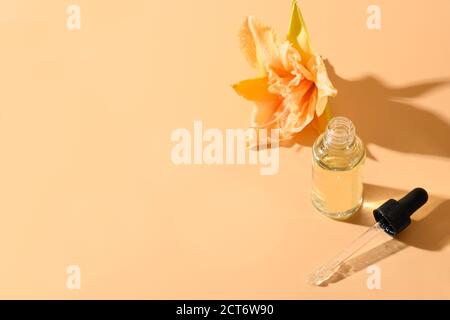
[311, 117, 365, 220]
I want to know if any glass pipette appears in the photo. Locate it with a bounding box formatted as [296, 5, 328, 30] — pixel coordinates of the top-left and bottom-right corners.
[307, 188, 429, 286]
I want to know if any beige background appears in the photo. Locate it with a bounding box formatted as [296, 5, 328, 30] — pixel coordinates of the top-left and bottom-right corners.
[0, 0, 449, 299]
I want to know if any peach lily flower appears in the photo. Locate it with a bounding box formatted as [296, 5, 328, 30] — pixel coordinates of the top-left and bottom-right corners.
[233, 2, 337, 143]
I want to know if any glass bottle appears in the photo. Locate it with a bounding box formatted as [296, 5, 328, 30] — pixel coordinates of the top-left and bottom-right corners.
[311, 117, 365, 220]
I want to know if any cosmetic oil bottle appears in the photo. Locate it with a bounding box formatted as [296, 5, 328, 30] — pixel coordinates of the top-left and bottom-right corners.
[311, 117, 365, 220]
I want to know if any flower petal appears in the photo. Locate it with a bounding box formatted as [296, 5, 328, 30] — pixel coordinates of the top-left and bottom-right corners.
[294, 85, 317, 132]
[314, 56, 338, 96]
[311, 55, 338, 115]
[239, 16, 281, 74]
[311, 104, 332, 132]
[232, 77, 277, 102]
[251, 98, 283, 128]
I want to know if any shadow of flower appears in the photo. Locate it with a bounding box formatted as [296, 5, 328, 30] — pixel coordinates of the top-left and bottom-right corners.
[325, 61, 450, 160]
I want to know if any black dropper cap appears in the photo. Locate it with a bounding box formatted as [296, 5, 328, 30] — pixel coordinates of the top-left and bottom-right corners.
[373, 188, 428, 236]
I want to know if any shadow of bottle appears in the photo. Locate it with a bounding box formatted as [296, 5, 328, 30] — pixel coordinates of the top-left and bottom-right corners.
[318, 184, 450, 286]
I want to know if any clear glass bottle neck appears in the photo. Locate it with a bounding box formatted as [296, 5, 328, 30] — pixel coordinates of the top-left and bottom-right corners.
[323, 117, 356, 149]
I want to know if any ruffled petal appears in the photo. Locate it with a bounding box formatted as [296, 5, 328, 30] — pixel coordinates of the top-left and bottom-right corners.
[239, 16, 281, 74]
[314, 55, 338, 96]
[291, 84, 317, 133]
[307, 55, 337, 116]
[267, 41, 304, 97]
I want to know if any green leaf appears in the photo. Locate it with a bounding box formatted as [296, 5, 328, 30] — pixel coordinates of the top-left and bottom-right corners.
[287, 1, 313, 60]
